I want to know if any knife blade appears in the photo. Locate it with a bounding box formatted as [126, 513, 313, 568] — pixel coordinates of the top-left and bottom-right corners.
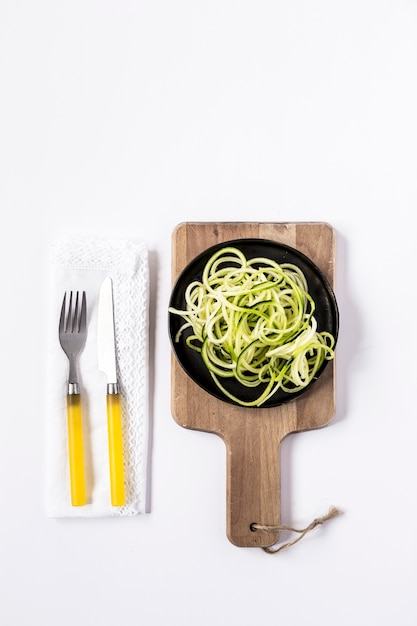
[98, 277, 126, 506]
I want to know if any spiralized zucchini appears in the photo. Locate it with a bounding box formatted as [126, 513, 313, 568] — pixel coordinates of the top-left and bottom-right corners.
[169, 247, 335, 407]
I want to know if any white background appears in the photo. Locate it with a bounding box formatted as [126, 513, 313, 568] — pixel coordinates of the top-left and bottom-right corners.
[1, 1, 416, 625]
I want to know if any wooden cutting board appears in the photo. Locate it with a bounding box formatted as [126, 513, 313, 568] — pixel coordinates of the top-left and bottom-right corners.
[170, 222, 336, 547]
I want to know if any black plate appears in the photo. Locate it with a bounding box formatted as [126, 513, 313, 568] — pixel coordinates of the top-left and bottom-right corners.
[169, 238, 339, 408]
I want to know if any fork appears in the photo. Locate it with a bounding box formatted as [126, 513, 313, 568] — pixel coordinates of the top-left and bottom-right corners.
[59, 291, 87, 506]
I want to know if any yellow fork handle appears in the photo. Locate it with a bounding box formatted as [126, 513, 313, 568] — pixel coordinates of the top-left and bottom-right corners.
[67, 394, 87, 506]
[107, 393, 126, 506]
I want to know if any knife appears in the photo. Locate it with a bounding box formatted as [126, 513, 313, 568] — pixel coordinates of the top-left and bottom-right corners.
[98, 277, 126, 506]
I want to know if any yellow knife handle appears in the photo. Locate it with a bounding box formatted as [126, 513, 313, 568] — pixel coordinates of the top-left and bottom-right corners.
[66, 393, 87, 506]
[107, 392, 126, 506]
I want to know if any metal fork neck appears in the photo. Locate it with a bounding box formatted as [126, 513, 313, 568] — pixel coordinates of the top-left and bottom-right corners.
[68, 354, 79, 388]
[68, 383, 80, 395]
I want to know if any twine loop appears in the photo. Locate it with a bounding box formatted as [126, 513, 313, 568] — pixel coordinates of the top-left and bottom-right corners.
[251, 506, 341, 554]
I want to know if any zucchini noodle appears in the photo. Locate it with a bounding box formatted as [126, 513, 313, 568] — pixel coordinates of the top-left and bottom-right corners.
[169, 247, 335, 407]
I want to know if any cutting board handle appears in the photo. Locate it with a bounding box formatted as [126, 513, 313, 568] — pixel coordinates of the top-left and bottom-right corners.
[224, 417, 285, 548]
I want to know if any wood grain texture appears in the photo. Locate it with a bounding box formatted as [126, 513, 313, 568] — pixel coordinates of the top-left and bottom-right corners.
[170, 222, 336, 547]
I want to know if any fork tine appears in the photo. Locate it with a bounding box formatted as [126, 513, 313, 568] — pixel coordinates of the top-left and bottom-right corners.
[72, 291, 80, 333]
[80, 291, 87, 332]
[67, 291, 78, 333]
[59, 292, 67, 333]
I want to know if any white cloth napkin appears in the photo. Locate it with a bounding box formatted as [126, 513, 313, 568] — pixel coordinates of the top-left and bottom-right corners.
[45, 238, 149, 517]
